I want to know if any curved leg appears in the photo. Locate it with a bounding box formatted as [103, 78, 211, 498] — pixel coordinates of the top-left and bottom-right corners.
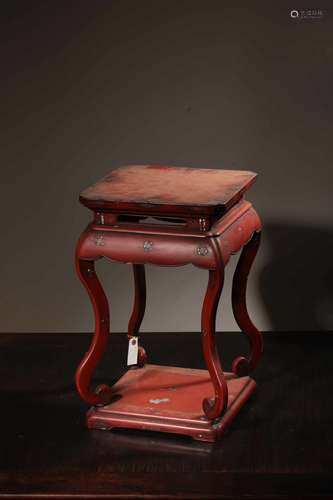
[201, 267, 228, 420]
[75, 258, 113, 406]
[232, 231, 263, 376]
[128, 264, 147, 367]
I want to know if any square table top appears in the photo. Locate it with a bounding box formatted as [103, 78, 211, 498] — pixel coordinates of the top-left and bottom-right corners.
[80, 165, 257, 218]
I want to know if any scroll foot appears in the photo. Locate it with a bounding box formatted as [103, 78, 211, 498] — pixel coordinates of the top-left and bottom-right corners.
[232, 231, 263, 376]
[201, 267, 228, 420]
[75, 258, 112, 406]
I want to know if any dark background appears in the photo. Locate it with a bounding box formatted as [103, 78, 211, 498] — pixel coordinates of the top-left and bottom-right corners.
[1, 0, 333, 333]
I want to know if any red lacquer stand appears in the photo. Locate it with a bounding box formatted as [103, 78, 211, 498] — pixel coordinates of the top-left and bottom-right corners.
[75, 165, 263, 442]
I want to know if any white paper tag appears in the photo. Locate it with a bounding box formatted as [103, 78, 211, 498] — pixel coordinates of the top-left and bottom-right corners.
[127, 336, 138, 366]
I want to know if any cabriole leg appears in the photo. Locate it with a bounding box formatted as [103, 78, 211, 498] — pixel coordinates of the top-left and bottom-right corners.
[128, 264, 147, 367]
[75, 258, 112, 406]
[201, 267, 228, 420]
[231, 231, 263, 376]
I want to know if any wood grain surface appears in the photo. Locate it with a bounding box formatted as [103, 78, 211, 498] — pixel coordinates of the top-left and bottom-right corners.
[80, 165, 257, 217]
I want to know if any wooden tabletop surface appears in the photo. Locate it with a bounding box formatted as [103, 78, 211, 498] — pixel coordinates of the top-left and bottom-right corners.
[0, 331, 332, 499]
[80, 165, 257, 217]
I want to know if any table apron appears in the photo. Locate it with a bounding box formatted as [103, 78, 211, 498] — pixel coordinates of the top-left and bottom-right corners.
[76, 209, 261, 269]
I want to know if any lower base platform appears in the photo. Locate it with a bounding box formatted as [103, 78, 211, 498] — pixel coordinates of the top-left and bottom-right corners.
[87, 364, 256, 442]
